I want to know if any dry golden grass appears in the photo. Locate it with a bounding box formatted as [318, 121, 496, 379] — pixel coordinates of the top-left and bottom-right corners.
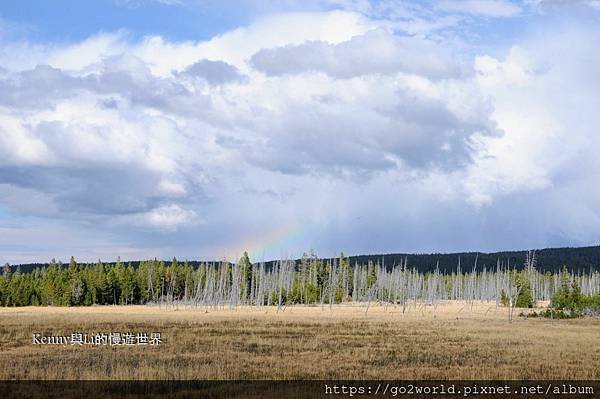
[0, 301, 598, 380]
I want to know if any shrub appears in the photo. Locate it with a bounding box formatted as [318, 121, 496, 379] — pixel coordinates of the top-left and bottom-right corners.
[539, 274, 600, 318]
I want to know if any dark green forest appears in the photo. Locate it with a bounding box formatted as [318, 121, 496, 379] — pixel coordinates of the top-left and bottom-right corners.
[1, 257, 196, 307]
[346, 245, 600, 273]
[6, 245, 600, 275]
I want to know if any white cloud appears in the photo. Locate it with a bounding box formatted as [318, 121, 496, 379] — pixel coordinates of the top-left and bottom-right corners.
[0, 114, 53, 166]
[437, 0, 522, 17]
[2, 6, 600, 262]
[129, 204, 198, 231]
[130, 10, 377, 76]
[250, 28, 468, 79]
[462, 24, 600, 211]
[527, 0, 600, 12]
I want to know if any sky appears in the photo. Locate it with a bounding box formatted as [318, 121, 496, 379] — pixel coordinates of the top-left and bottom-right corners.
[1, 0, 600, 264]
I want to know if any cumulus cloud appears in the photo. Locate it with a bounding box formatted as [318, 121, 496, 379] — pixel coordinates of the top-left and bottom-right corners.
[0, 56, 209, 231]
[179, 59, 247, 85]
[0, 12, 383, 240]
[240, 29, 497, 175]
[114, 204, 199, 231]
[462, 23, 600, 209]
[1, 5, 600, 262]
[222, 72, 497, 175]
[250, 29, 468, 79]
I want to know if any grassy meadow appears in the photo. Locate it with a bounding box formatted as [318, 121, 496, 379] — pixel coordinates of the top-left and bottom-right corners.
[0, 301, 599, 380]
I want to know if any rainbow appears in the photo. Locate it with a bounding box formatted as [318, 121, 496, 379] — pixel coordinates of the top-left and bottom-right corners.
[222, 222, 313, 262]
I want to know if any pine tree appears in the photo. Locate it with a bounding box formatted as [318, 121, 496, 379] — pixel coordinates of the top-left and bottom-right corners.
[568, 280, 583, 310]
[515, 272, 534, 308]
[238, 252, 252, 302]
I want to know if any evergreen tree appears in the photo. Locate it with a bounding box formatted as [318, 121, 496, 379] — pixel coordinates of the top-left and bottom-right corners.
[238, 252, 252, 302]
[515, 272, 535, 308]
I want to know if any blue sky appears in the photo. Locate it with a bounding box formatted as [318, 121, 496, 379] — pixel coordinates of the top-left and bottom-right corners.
[1, 0, 600, 264]
[1, 1, 258, 42]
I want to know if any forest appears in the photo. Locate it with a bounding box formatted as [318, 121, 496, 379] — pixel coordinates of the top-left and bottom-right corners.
[1, 251, 599, 314]
[9, 245, 600, 275]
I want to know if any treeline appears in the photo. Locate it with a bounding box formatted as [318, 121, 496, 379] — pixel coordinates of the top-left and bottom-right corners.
[347, 245, 600, 274]
[8, 245, 600, 276]
[0, 257, 169, 306]
[1, 251, 600, 308]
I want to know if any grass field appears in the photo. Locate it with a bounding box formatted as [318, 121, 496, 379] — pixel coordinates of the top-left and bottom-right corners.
[0, 302, 599, 380]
